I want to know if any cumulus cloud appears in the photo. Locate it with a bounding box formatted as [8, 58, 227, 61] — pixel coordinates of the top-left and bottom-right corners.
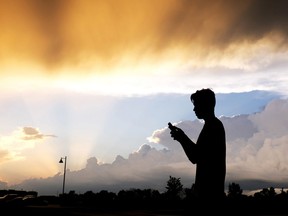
[0, 127, 56, 163]
[147, 120, 203, 152]
[11, 98, 288, 195]
[22, 126, 57, 140]
[149, 99, 288, 185]
[226, 99, 288, 182]
[249, 99, 288, 137]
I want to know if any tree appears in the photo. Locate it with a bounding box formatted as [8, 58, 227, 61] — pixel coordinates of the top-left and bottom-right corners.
[254, 187, 276, 200]
[165, 175, 183, 200]
[227, 182, 243, 198]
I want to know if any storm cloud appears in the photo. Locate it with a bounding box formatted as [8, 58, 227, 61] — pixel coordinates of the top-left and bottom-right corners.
[1, 0, 288, 70]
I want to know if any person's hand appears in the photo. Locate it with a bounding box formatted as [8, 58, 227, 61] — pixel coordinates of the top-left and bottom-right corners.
[168, 122, 185, 141]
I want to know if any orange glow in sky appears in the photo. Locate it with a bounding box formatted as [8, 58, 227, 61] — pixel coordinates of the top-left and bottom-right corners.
[1, 0, 287, 89]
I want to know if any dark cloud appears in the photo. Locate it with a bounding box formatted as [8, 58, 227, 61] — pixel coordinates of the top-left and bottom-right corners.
[27, 0, 67, 66]
[237, 0, 288, 37]
[0, 0, 287, 70]
[216, 0, 288, 47]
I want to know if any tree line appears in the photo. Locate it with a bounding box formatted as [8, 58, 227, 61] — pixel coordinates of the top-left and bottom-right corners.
[1, 176, 288, 215]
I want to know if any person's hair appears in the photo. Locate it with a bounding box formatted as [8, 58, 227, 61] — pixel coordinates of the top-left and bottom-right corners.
[190, 88, 216, 109]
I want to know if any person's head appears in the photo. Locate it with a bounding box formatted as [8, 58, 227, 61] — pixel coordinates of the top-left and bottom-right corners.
[190, 88, 216, 119]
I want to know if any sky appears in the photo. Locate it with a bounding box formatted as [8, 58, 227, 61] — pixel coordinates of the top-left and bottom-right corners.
[0, 0, 288, 196]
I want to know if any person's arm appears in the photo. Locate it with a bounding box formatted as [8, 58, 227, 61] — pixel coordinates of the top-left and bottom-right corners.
[168, 123, 198, 164]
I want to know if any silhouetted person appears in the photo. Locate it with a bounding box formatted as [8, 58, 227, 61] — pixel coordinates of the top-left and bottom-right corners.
[169, 88, 226, 212]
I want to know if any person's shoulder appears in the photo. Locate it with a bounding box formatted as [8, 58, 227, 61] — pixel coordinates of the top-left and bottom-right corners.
[214, 116, 223, 123]
[214, 117, 225, 128]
